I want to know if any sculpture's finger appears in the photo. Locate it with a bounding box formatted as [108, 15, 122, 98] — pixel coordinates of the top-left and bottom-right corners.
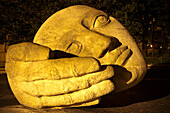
[110, 45, 128, 55]
[51, 98, 101, 109]
[19, 66, 114, 96]
[41, 80, 114, 107]
[7, 77, 42, 108]
[99, 45, 128, 65]
[6, 57, 100, 81]
[8, 77, 101, 109]
[114, 49, 132, 66]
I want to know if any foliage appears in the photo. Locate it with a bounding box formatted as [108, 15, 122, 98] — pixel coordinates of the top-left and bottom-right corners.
[0, 0, 169, 45]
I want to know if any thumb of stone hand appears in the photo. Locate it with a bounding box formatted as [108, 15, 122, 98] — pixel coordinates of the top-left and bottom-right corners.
[6, 42, 50, 62]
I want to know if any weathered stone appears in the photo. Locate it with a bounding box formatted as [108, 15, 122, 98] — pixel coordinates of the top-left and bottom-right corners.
[5, 5, 147, 109]
[5, 42, 114, 108]
[6, 42, 50, 62]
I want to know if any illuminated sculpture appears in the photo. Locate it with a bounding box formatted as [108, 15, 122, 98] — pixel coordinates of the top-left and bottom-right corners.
[5, 5, 147, 109]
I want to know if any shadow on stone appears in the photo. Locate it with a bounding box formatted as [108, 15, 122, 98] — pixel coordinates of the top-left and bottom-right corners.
[1, 64, 170, 108]
[92, 63, 170, 108]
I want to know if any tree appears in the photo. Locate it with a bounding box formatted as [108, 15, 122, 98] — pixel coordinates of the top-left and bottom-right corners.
[0, 0, 169, 46]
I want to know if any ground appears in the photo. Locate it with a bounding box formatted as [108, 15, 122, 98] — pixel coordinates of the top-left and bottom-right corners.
[0, 64, 170, 113]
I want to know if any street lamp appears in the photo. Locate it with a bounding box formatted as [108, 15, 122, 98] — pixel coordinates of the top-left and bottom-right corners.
[150, 44, 153, 48]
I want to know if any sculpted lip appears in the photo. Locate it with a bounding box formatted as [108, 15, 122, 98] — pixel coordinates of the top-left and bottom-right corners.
[115, 48, 132, 66]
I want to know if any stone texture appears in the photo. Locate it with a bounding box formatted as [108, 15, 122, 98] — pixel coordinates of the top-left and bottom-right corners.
[1, 64, 170, 112]
[5, 5, 147, 109]
[6, 42, 50, 62]
[19, 66, 114, 96]
[5, 42, 115, 108]
[34, 5, 147, 92]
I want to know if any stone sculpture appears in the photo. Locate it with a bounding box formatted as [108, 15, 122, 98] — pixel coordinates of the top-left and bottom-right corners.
[5, 5, 147, 109]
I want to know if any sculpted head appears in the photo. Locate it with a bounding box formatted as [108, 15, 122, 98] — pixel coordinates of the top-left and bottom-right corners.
[34, 5, 147, 92]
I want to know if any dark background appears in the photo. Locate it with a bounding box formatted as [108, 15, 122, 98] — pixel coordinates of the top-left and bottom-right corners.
[0, 1, 169, 44]
[0, 1, 170, 112]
